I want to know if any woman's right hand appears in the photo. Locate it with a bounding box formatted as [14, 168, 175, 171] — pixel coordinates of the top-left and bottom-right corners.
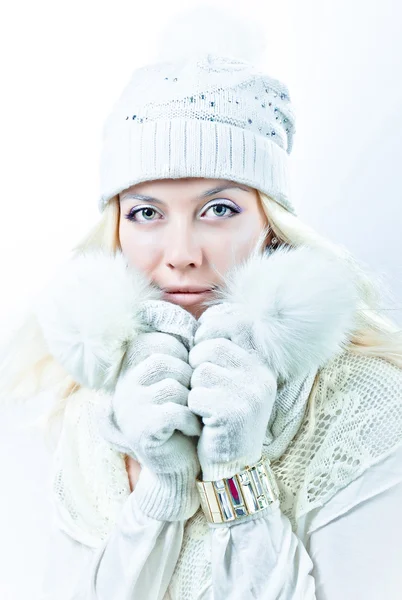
[98, 329, 202, 522]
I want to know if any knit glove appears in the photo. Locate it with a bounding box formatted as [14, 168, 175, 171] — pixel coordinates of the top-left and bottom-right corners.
[98, 329, 202, 521]
[188, 336, 277, 481]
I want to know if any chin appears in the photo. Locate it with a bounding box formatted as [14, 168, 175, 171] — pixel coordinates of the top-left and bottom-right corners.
[180, 303, 206, 320]
[187, 305, 203, 319]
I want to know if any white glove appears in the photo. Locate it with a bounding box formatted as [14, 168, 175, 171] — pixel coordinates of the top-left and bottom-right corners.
[98, 329, 202, 521]
[188, 337, 277, 481]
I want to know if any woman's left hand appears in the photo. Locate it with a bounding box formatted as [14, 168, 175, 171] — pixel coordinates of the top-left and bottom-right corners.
[188, 334, 278, 482]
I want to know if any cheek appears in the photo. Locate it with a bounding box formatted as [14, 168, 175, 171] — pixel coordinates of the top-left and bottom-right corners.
[204, 214, 266, 271]
[119, 220, 160, 272]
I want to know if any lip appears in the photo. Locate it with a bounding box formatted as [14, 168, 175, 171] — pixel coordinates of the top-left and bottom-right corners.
[163, 286, 213, 293]
[163, 290, 213, 306]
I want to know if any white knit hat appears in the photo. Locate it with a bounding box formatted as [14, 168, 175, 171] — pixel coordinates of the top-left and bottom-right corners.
[98, 8, 297, 216]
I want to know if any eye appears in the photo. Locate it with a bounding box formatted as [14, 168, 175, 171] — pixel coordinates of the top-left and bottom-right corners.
[124, 206, 162, 223]
[124, 199, 242, 224]
[201, 201, 241, 219]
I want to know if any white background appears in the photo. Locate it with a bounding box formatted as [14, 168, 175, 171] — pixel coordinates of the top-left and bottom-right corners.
[0, 1, 401, 597]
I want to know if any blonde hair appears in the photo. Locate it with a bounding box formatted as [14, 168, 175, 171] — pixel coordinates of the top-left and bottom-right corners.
[1, 191, 401, 447]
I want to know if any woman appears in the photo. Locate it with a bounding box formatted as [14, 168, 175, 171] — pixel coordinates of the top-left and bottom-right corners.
[2, 32, 402, 600]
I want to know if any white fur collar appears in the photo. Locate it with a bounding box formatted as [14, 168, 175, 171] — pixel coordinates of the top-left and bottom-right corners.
[34, 249, 194, 392]
[198, 244, 360, 383]
[34, 245, 359, 392]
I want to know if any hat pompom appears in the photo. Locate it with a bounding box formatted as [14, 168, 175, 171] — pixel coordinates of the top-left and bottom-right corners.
[155, 5, 267, 66]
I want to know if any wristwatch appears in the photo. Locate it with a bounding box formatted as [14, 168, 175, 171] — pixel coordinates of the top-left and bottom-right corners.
[196, 457, 280, 524]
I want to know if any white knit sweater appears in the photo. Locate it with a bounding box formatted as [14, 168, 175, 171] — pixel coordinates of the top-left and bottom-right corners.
[39, 350, 402, 599]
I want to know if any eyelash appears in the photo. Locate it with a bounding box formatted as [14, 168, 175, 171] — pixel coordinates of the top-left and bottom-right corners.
[124, 200, 241, 223]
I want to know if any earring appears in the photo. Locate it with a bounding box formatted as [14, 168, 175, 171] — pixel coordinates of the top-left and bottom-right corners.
[265, 236, 280, 256]
[265, 237, 279, 256]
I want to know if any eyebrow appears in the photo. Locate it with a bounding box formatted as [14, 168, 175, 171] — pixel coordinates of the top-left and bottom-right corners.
[120, 184, 251, 205]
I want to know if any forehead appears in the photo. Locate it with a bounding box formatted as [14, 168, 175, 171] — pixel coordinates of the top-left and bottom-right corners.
[120, 177, 254, 198]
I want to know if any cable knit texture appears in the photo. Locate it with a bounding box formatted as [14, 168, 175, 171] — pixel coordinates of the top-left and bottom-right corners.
[39, 245, 402, 598]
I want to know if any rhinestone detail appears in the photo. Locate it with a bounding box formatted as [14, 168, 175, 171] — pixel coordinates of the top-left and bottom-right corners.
[196, 458, 279, 523]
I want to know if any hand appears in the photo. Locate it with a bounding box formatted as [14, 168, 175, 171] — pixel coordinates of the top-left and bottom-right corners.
[188, 336, 277, 481]
[98, 330, 202, 521]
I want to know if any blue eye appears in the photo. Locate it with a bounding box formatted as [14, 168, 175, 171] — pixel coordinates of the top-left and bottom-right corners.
[125, 207, 162, 223]
[124, 200, 241, 223]
[202, 202, 240, 218]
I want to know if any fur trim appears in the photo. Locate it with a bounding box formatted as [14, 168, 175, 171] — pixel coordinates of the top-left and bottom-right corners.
[33, 249, 163, 392]
[197, 244, 360, 382]
[33, 244, 360, 393]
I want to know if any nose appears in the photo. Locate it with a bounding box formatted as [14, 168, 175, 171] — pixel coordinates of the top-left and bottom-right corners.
[164, 226, 203, 270]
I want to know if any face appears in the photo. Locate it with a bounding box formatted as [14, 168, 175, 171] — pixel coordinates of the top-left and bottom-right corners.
[119, 177, 268, 319]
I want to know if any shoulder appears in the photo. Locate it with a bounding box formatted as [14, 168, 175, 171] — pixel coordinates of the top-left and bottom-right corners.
[317, 350, 402, 438]
[273, 350, 402, 524]
[300, 441, 402, 537]
[319, 348, 402, 394]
